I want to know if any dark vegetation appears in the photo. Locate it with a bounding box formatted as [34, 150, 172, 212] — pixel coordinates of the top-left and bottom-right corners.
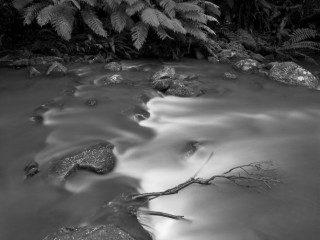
[0, 0, 319, 61]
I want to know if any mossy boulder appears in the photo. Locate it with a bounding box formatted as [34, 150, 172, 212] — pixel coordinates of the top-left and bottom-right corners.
[233, 59, 263, 74]
[104, 62, 122, 71]
[268, 62, 318, 89]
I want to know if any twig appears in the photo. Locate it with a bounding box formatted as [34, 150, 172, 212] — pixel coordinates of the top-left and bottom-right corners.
[138, 210, 185, 220]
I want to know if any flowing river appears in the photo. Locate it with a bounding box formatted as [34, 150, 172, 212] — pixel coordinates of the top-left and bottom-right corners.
[0, 59, 320, 240]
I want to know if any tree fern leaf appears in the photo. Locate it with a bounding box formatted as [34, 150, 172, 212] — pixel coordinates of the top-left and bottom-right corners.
[183, 21, 207, 41]
[155, 10, 174, 30]
[200, 24, 216, 35]
[51, 6, 75, 40]
[159, 0, 176, 18]
[203, 13, 218, 22]
[203, 1, 221, 16]
[122, 0, 140, 6]
[170, 18, 186, 34]
[126, 1, 145, 16]
[36, 5, 55, 26]
[131, 21, 149, 49]
[182, 11, 207, 23]
[111, 10, 128, 32]
[175, 2, 203, 13]
[290, 28, 317, 43]
[105, 0, 122, 11]
[155, 27, 173, 40]
[24, 2, 49, 25]
[285, 41, 320, 50]
[79, 0, 97, 6]
[13, 0, 34, 10]
[81, 9, 107, 37]
[141, 8, 160, 27]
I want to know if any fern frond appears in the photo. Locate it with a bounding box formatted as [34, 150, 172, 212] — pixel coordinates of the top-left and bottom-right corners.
[281, 41, 320, 51]
[36, 5, 55, 26]
[111, 10, 128, 32]
[131, 21, 149, 49]
[126, 1, 146, 16]
[81, 9, 107, 37]
[200, 24, 216, 35]
[175, 2, 203, 13]
[183, 21, 207, 41]
[203, 13, 218, 23]
[141, 8, 160, 27]
[290, 28, 317, 43]
[155, 10, 174, 30]
[79, 0, 97, 6]
[13, 0, 34, 10]
[51, 6, 76, 40]
[170, 18, 187, 34]
[182, 11, 207, 23]
[203, 1, 220, 16]
[105, 0, 122, 11]
[155, 27, 173, 40]
[23, 2, 49, 25]
[159, 0, 176, 18]
[122, 0, 140, 6]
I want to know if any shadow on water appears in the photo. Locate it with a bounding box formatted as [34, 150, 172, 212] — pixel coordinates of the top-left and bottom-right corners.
[0, 59, 320, 240]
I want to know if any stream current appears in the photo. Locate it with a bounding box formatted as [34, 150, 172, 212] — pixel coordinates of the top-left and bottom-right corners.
[0, 59, 320, 240]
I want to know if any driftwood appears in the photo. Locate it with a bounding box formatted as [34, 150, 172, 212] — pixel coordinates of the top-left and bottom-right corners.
[126, 154, 280, 220]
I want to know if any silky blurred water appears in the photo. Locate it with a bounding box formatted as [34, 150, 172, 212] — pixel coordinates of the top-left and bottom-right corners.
[0, 59, 320, 240]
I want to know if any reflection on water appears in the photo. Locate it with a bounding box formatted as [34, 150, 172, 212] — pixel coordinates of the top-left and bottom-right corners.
[0, 60, 320, 240]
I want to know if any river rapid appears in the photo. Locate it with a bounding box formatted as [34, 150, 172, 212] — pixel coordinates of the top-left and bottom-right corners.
[0, 59, 320, 240]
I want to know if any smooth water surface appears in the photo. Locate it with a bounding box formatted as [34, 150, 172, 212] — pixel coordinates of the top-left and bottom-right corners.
[0, 59, 320, 240]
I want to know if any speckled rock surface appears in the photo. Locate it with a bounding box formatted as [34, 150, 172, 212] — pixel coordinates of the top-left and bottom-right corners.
[150, 66, 176, 81]
[233, 59, 262, 74]
[224, 72, 237, 79]
[269, 62, 318, 89]
[47, 142, 116, 182]
[46, 61, 68, 76]
[104, 62, 122, 71]
[95, 74, 125, 86]
[43, 224, 136, 240]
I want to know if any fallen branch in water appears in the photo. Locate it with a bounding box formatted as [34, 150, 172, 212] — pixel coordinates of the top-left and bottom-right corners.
[129, 160, 279, 202]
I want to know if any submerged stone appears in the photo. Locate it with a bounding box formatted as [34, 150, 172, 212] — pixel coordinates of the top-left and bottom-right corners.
[152, 78, 172, 91]
[233, 59, 262, 74]
[24, 160, 40, 178]
[46, 61, 67, 76]
[123, 106, 150, 122]
[165, 81, 195, 97]
[268, 62, 318, 89]
[181, 141, 202, 159]
[89, 54, 105, 64]
[150, 66, 176, 81]
[29, 67, 41, 78]
[43, 224, 136, 240]
[224, 72, 237, 79]
[85, 98, 98, 107]
[47, 142, 116, 182]
[104, 62, 122, 71]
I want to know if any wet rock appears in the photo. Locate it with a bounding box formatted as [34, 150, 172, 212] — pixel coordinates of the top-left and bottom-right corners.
[63, 86, 76, 96]
[219, 57, 231, 63]
[258, 69, 269, 77]
[29, 67, 41, 78]
[85, 98, 98, 107]
[33, 100, 64, 115]
[104, 62, 122, 71]
[268, 62, 318, 89]
[150, 66, 176, 81]
[182, 141, 201, 159]
[98, 74, 125, 86]
[152, 78, 172, 91]
[176, 74, 199, 81]
[208, 56, 219, 63]
[30, 56, 64, 66]
[224, 72, 237, 79]
[29, 115, 44, 124]
[89, 54, 105, 64]
[24, 160, 40, 178]
[233, 59, 263, 74]
[11, 59, 29, 68]
[47, 142, 116, 182]
[43, 224, 136, 240]
[46, 61, 67, 77]
[217, 49, 237, 59]
[165, 81, 195, 97]
[123, 105, 150, 122]
[250, 53, 265, 62]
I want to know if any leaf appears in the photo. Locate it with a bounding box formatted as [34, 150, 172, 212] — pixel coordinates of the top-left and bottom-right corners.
[175, 2, 203, 13]
[126, 1, 145, 16]
[24, 2, 49, 25]
[159, 0, 176, 18]
[183, 11, 207, 23]
[155, 27, 173, 40]
[170, 19, 186, 34]
[81, 9, 107, 37]
[12, 0, 34, 11]
[111, 10, 128, 32]
[51, 6, 76, 40]
[141, 8, 160, 27]
[37, 5, 55, 26]
[131, 21, 149, 49]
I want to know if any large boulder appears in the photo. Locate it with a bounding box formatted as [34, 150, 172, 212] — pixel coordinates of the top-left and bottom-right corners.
[269, 62, 318, 89]
[43, 224, 136, 240]
[233, 59, 263, 74]
[150, 66, 176, 81]
[47, 142, 116, 182]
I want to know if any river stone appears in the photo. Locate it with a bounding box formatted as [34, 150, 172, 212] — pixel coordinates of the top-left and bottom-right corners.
[224, 72, 237, 79]
[208, 56, 219, 63]
[24, 160, 40, 178]
[182, 141, 201, 159]
[152, 78, 172, 91]
[104, 62, 122, 71]
[150, 66, 176, 81]
[123, 106, 150, 122]
[89, 54, 105, 64]
[47, 142, 116, 181]
[85, 98, 98, 107]
[165, 81, 195, 97]
[217, 49, 237, 59]
[46, 61, 67, 76]
[29, 67, 41, 78]
[269, 62, 318, 89]
[233, 59, 262, 74]
[30, 56, 64, 66]
[43, 224, 135, 240]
